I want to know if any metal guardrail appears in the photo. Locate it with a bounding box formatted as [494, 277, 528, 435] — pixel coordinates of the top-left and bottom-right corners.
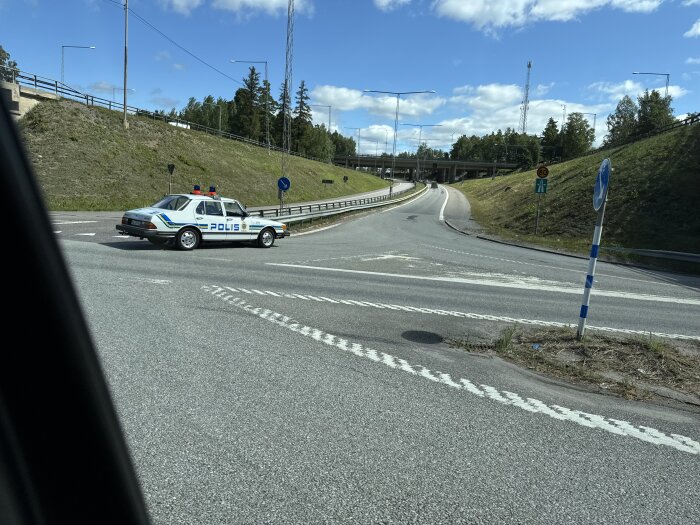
[251, 184, 415, 219]
[266, 184, 428, 225]
[1, 66, 336, 166]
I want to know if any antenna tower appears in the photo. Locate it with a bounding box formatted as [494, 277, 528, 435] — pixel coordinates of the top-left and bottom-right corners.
[518, 60, 532, 134]
[281, 0, 294, 178]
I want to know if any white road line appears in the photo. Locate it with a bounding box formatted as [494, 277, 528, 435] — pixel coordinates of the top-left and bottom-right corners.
[76, 233, 96, 236]
[438, 186, 449, 221]
[218, 287, 699, 342]
[423, 244, 684, 287]
[52, 220, 99, 225]
[292, 223, 343, 236]
[202, 285, 700, 456]
[113, 235, 130, 238]
[54, 231, 62, 234]
[380, 186, 430, 213]
[265, 263, 700, 307]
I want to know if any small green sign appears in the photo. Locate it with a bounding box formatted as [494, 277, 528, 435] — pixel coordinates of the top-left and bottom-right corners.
[535, 178, 548, 194]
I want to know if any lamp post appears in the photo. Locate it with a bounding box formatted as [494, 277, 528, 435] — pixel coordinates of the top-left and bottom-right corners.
[363, 89, 436, 194]
[202, 101, 222, 134]
[61, 45, 95, 85]
[123, 0, 129, 129]
[402, 123, 442, 180]
[231, 59, 269, 153]
[633, 71, 670, 98]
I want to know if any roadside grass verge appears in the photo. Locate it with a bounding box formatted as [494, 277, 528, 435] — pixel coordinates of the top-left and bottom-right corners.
[19, 99, 389, 211]
[452, 125, 700, 259]
[450, 325, 700, 404]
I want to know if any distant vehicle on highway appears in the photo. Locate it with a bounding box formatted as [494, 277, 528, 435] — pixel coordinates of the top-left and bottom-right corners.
[430, 181, 438, 189]
[116, 186, 289, 250]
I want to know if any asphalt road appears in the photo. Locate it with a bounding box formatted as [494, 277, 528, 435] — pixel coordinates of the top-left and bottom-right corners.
[58, 185, 700, 524]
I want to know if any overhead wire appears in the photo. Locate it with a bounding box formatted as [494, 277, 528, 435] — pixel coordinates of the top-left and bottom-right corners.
[101, 0, 243, 86]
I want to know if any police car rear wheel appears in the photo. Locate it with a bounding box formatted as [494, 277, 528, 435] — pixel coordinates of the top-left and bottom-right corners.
[258, 228, 275, 248]
[176, 228, 200, 250]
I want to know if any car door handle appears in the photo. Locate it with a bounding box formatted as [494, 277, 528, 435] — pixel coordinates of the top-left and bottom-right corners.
[196, 216, 203, 220]
[226, 218, 234, 221]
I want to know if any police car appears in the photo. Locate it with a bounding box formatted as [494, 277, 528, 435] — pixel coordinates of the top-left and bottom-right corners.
[116, 186, 289, 250]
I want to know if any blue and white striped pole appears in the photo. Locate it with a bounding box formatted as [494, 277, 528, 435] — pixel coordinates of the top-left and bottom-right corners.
[577, 158, 611, 341]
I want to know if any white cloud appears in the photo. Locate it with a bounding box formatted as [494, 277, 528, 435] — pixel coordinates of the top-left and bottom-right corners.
[432, 0, 662, 31]
[374, 0, 411, 11]
[686, 57, 700, 65]
[684, 19, 700, 37]
[683, 1, 700, 5]
[173, 63, 186, 71]
[449, 83, 522, 109]
[159, 0, 204, 15]
[311, 85, 445, 119]
[589, 79, 687, 101]
[211, 0, 312, 15]
[534, 82, 555, 96]
[155, 51, 171, 61]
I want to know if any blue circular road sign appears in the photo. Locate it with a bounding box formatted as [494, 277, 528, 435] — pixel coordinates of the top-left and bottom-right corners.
[278, 177, 291, 191]
[593, 158, 611, 211]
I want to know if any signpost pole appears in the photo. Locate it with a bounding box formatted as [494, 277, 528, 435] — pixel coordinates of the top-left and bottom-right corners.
[576, 158, 611, 341]
[535, 194, 541, 234]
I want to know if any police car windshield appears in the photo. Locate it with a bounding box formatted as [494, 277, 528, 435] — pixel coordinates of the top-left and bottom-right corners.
[150, 195, 191, 211]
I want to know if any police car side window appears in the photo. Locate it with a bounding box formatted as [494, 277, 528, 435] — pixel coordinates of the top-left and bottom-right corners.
[196, 202, 206, 215]
[204, 201, 223, 216]
[225, 202, 244, 217]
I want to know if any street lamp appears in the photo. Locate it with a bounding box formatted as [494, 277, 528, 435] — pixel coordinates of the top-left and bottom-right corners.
[363, 89, 436, 193]
[61, 45, 95, 85]
[633, 71, 670, 98]
[202, 101, 222, 134]
[231, 59, 269, 153]
[402, 123, 442, 179]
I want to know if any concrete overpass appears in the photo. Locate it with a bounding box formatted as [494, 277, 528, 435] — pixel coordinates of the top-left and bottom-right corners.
[333, 155, 519, 182]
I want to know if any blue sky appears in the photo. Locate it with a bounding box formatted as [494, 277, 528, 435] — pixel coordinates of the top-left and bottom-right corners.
[2, 0, 699, 151]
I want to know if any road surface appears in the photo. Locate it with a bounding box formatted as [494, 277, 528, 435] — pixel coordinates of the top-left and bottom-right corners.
[57, 184, 700, 524]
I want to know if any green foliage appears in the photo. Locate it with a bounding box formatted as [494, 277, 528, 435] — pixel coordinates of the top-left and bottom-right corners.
[561, 113, 594, 159]
[636, 90, 675, 135]
[604, 95, 638, 147]
[540, 118, 559, 161]
[0, 44, 19, 81]
[330, 131, 356, 156]
[298, 125, 334, 161]
[19, 99, 388, 210]
[453, 124, 700, 256]
[451, 129, 540, 168]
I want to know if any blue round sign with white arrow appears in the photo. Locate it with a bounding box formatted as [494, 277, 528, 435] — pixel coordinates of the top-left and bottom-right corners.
[593, 158, 611, 211]
[278, 177, 291, 191]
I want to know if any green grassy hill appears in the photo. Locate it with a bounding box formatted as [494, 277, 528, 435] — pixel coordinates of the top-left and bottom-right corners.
[454, 124, 700, 256]
[19, 99, 388, 211]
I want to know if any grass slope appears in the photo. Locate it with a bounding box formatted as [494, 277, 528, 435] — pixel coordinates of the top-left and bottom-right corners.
[19, 99, 388, 211]
[454, 125, 700, 255]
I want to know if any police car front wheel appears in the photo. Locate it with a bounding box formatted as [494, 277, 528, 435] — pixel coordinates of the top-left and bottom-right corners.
[258, 228, 275, 248]
[176, 228, 200, 250]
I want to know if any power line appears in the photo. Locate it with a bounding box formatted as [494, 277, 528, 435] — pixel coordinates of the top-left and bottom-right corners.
[101, 0, 243, 86]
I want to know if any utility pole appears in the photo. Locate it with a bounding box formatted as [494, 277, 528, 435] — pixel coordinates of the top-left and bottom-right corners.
[281, 0, 294, 178]
[123, 0, 129, 130]
[519, 60, 532, 134]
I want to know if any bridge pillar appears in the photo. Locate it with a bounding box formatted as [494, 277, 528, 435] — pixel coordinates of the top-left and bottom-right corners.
[449, 165, 457, 183]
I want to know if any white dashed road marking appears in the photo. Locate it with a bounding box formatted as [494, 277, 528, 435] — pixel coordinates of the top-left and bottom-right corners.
[203, 284, 700, 456]
[76, 233, 96, 236]
[52, 220, 99, 225]
[221, 287, 699, 341]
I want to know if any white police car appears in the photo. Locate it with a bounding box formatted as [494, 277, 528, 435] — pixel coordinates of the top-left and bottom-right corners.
[116, 186, 289, 250]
